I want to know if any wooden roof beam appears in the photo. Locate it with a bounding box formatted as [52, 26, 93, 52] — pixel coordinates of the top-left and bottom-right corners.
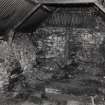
[14, 4, 41, 30]
[94, 1, 105, 15]
[35, 0, 95, 4]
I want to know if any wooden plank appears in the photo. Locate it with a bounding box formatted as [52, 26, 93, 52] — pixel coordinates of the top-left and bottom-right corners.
[8, 30, 15, 46]
[37, 0, 95, 4]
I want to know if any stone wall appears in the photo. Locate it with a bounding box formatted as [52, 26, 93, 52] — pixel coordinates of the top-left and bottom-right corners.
[33, 6, 105, 77]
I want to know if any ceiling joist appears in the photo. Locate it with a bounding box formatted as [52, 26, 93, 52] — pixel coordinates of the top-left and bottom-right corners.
[33, 0, 96, 4]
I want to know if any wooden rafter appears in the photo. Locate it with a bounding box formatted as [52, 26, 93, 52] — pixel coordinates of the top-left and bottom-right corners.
[33, 0, 96, 4]
[94, 1, 105, 14]
[13, 3, 42, 30]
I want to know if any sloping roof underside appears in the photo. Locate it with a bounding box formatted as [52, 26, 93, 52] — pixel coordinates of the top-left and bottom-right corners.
[0, 0, 36, 33]
[0, 0, 56, 34]
[0, 0, 105, 33]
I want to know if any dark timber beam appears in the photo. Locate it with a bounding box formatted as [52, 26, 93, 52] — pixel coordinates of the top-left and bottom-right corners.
[13, 4, 42, 30]
[35, 0, 95, 4]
